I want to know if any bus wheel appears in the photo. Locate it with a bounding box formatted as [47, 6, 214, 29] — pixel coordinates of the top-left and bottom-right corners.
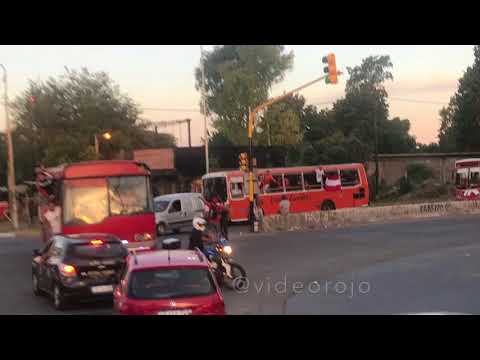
[321, 200, 336, 211]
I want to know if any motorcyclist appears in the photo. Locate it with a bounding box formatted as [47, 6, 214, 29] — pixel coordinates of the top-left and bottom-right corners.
[189, 217, 214, 253]
[189, 216, 224, 274]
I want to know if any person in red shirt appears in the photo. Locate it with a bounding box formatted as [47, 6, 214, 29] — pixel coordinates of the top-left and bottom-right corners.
[261, 170, 278, 193]
[207, 195, 223, 232]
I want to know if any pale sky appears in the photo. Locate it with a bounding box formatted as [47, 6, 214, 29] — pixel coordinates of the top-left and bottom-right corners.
[0, 45, 475, 146]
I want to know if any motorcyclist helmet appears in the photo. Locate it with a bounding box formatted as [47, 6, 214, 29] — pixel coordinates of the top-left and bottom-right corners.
[193, 217, 207, 231]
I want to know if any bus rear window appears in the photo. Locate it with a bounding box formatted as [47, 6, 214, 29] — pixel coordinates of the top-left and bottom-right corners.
[340, 169, 360, 187]
[456, 169, 468, 189]
[69, 242, 128, 259]
[470, 167, 480, 187]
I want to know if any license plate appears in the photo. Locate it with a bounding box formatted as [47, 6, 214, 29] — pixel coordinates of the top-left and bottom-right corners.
[157, 309, 192, 315]
[91, 285, 114, 294]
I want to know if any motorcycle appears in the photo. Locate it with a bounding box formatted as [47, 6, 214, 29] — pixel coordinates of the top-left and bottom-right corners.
[204, 235, 247, 291]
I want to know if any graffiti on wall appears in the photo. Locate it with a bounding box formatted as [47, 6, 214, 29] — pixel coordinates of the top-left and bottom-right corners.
[419, 203, 451, 213]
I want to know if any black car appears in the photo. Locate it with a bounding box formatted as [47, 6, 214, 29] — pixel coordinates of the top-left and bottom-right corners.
[32, 233, 128, 310]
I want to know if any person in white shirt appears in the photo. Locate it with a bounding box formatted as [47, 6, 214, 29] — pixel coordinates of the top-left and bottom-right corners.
[44, 198, 61, 236]
[278, 195, 291, 231]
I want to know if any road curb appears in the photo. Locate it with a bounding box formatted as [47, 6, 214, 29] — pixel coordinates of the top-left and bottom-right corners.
[263, 200, 480, 233]
[0, 232, 15, 239]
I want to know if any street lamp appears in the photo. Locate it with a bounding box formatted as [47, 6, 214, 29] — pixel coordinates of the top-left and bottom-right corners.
[94, 132, 112, 157]
[0, 64, 18, 230]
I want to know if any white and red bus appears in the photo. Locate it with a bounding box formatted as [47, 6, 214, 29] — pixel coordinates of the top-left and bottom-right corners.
[202, 163, 369, 222]
[454, 158, 480, 201]
[37, 161, 156, 247]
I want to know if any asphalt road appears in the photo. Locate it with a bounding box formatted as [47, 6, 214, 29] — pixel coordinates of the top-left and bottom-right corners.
[1, 215, 480, 315]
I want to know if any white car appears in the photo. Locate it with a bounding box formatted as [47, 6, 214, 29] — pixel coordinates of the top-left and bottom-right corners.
[154, 193, 205, 235]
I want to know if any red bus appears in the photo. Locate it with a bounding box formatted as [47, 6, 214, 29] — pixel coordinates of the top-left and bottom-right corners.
[202, 163, 369, 222]
[37, 161, 156, 248]
[454, 158, 480, 200]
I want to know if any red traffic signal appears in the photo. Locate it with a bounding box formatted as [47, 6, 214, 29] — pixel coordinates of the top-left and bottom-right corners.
[322, 53, 338, 84]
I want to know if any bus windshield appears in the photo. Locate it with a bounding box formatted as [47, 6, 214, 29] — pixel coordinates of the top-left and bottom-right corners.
[108, 176, 152, 216]
[63, 176, 152, 225]
[456, 169, 468, 189]
[470, 167, 480, 187]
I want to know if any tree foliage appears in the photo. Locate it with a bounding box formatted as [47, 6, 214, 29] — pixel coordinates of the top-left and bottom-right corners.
[257, 95, 304, 146]
[438, 45, 480, 151]
[7, 68, 174, 181]
[195, 45, 294, 145]
[294, 55, 416, 166]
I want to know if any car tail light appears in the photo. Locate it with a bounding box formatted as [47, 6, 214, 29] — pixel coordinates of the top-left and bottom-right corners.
[197, 297, 225, 315]
[90, 239, 104, 246]
[59, 263, 77, 278]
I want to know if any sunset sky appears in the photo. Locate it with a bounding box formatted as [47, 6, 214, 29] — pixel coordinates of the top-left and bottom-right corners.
[0, 45, 475, 146]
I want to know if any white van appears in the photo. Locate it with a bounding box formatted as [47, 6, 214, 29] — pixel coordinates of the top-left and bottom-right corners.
[154, 193, 205, 235]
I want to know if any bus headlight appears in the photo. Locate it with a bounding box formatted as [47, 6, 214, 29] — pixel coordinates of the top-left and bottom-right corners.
[134, 233, 154, 242]
[223, 246, 232, 255]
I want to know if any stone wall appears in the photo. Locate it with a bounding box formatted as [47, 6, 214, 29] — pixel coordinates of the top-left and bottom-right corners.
[262, 200, 480, 233]
[366, 152, 480, 187]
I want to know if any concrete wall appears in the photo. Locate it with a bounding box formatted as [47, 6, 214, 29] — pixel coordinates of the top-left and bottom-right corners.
[366, 153, 480, 187]
[263, 200, 480, 233]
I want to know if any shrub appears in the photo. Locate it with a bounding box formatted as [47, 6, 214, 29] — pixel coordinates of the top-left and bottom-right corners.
[399, 176, 412, 195]
[406, 163, 434, 184]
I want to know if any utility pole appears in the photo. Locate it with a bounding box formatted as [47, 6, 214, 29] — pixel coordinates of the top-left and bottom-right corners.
[1, 64, 18, 230]
[94, 134, 99, 157]
[200, 46, 209, 173]
[373, 101, 379, 202]
[187, 118, 191, 147]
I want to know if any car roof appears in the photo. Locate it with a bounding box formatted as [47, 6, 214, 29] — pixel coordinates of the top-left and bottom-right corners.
[128, 249, 207, 269]
[154, 193, 201, 202]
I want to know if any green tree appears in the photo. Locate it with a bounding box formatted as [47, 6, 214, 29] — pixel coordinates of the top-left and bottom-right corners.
[195, 45, 294, 145]
[438, 104, 457, 151]
[298, 55, 415, 165]
[9, 68, 174, 180]
[381, 117, 417, 154]
[438, 46, 480, 151]
[257, 96, 304, 146]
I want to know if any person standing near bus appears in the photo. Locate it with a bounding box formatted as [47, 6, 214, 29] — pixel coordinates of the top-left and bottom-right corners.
[220, 202, 229, 240]
[279, 195, 290, 231]
[254, 194, 264, 232]
[44, 196, 61, 238]
[208, 195, 223, 234]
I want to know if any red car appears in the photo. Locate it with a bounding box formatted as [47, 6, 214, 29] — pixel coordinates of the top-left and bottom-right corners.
[113, 248, 226, 315]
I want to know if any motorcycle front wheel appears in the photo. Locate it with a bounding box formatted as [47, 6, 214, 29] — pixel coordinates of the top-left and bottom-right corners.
[224, 262, 247, 291]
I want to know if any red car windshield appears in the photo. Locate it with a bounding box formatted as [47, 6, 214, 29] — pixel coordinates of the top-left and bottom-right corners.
[128, 268, 216, 300]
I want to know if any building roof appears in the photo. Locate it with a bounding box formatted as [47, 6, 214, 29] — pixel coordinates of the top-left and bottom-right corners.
[376, 152, 480, 159]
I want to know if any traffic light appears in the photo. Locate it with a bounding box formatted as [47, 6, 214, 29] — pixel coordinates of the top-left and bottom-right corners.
[322, 53, 338, 84]
[239, 153, 248, 172]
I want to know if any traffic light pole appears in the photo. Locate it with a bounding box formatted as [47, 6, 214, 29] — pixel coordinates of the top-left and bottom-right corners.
[247, 72, 342, 231]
